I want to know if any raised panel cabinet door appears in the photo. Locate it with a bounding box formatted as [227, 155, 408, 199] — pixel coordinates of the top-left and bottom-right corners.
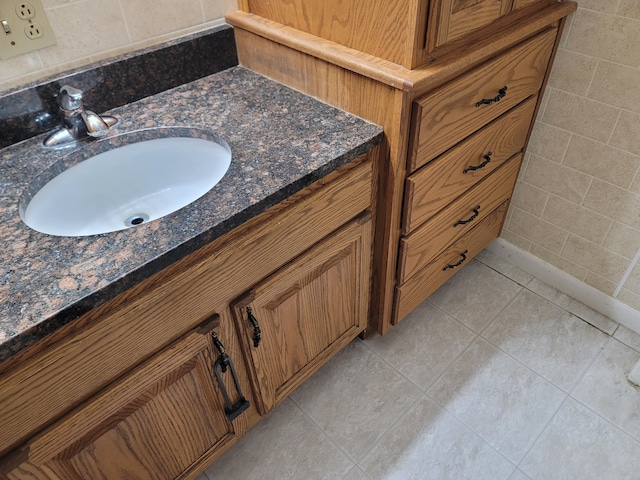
[15, 327, 236, 480]
[232, 216, 372, 414]
[242, 0, 429, 68]
[513, 0, 546, 8]
[428, 0, 512, 49]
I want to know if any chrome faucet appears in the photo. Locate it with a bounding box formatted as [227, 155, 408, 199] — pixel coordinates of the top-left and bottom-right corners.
[43, 85, 118, 147]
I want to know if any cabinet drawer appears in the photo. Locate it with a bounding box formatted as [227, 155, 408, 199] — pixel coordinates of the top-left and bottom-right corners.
[410, 27, 556, 164]
[394, 202, 508, 323]
[404, 97, 535, 232]
[398, 155, 520, 284]
[0, 158, 373, 457]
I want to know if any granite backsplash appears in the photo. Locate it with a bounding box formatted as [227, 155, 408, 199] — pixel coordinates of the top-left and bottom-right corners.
[0, 25, 238, 150]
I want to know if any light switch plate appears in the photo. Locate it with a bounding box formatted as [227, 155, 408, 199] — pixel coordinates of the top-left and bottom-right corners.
[0, 0, 56, 60]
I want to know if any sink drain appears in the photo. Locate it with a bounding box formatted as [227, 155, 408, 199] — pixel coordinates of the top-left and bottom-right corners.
[124, 213, 149, 227]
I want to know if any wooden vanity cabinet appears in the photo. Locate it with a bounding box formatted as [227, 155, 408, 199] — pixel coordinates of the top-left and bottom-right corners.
[0, 152, 377, 480]
[228, 1, 576, 333]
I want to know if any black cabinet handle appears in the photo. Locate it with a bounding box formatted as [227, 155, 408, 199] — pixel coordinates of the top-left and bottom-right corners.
[211, 331, 250, 421]
[443, 250, 468, 271]
[246, 306, 262, 348]
[453, 205, 480, 227]
[463, 152, 492, 173]
[475, 86, 508, 107]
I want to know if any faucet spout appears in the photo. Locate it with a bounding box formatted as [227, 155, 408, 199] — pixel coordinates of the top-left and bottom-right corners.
[81, 110, 110, 137]
[43, 85, 118, 147]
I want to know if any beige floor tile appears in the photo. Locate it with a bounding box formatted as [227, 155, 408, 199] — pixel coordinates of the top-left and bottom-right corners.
[359, 395, 515, 480]
[290, 340, 422, 462]
[525, 278, 618, 334]
[475, 249, 534, 286]
[205, 399, 353, 480]
[572, 338, 640, 441]
[613, 325, 640, 352]
[344, 467, 371, 480]
[427, 338, 566, 463]
[427, 260, 523, 332]
[483, 289, 608, 390]
[520, 398, 640, 480]
[365, 301, 476, 391]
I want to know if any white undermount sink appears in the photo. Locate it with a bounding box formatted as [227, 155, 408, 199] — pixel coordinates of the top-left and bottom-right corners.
[20, 129, 232, 236]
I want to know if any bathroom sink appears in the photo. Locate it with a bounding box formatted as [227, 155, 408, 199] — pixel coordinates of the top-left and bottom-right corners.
[20, 128, 232, 236]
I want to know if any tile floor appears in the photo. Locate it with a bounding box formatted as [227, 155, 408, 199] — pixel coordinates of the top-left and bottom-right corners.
[199, 250, 640, 480]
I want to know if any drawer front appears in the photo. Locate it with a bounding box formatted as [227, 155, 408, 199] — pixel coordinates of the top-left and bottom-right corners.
[404, 97, 535, 233]
[410, 27, 556, 163]
[398, 155, 520, 284]
[0, 159, 373, 457]
[394, 202, 508, 323]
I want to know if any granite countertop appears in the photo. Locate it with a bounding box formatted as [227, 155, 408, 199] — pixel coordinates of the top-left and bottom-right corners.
[0, 66, 383, 362]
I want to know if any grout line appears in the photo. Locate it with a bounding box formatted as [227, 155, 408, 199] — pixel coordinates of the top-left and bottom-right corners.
[613, 247, 640, 297]
[569, 393, 640, 446]
[356, 335, 433, 394]
[559, 131, 573, 165]
[198, 0, 207, 23]
[287, 395, 360, 467]
[424, 388, 518, 471]
[601, 220, 615, 248]
[606, 109, 624, 145]
[584, 58, 600, 99]
[515, 394, 571, 472]
[116, 0, 133, 44]
[351, 392, 427, 469]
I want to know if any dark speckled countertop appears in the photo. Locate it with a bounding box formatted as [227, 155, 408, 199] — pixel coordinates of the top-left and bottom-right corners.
[0, 66, 383, 362]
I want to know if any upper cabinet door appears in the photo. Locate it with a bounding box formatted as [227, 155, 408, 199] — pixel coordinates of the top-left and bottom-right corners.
[241, 0, 430, 68]
[428, 0, 513, 50]
[512, 0, 547, 8]
[232, 217, 371, 415]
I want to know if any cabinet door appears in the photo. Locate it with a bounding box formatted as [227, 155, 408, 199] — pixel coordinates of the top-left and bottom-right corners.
[429, 0, 512, 49]
[18, 327, 235, 480]
[232, 217, 371, 414]
[512, 0, 546, 8]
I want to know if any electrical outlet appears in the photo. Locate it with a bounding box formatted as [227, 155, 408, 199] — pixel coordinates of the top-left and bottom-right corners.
[24, 22, 42, 39]
[15, 2, 35, 20]
[0, 0, 55, 60]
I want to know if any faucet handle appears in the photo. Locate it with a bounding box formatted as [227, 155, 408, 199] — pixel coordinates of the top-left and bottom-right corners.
[58, 85, 84, 111]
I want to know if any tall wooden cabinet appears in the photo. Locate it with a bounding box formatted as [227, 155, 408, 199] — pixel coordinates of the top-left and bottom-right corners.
[228, 0, 577, 334]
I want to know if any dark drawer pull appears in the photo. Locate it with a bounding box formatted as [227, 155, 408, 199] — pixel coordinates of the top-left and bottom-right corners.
[463, 152, 492, 174]
[453, 205, 480, 227]
[443, 250, 468, 271]
[246, 306, 262, 348]
[475, 86, 508, 107]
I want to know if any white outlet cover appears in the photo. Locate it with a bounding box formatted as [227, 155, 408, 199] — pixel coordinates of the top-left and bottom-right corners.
[0, 0, 56, 60]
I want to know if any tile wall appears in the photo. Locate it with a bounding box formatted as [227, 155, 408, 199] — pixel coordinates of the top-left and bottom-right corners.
[0, 0, 238, 92]
[504, 1, 640, 312]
